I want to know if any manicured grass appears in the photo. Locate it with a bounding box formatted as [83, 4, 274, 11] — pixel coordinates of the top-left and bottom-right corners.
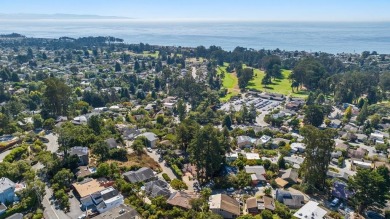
[246, 68, 308, 98]
[142, 51, 159, 58]
[217, 64, 240, 102]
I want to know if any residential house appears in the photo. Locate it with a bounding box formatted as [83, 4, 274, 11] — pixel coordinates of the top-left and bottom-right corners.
[72, 178, 114, 207]
[226, 153, 239, 162]
[244, 166, 266, 186]
[271, 138, 290, 149]
[348, 148, 367, 159]
[70, 146, 89, 166]
[332, 181, 353, 201]
[293, 201, 327, 219]
[351, 159, 373, 169]
[283, 156, 305, 169]
[355, 134, 368, 142]
[122, 167, 155, 183]
[244, 153, 260, 160]
[91, 187, 124, 214]
[139, 132, 158, 148]
[209, 194, 240, 219]
[74, 166, 94, 178]
[330, 119, 342, 128]
[278, 168, 298, 185]
[237, 136, 252, 148]
[167, 191, 198, 210]
[259, 135, 272, 145]
[275, 189, 305, 209]
[105, 138, 118, 149]
[145, 180, 171, 199]
[247, 196, 275, 215]
[0, 177, 15, 204]
[335, 142, 349, 151]
[370, 132, 385, 144]
[290, 143, 305, 153]
[72, 115, 87, 125]
[94, 204, 141, 219]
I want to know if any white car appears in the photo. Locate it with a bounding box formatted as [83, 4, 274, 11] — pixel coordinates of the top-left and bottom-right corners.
[147, 148, 153, 153]
[78, 214, 86, 219]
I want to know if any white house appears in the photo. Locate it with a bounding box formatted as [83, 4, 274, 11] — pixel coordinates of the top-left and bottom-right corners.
[293, 201, 327, 219]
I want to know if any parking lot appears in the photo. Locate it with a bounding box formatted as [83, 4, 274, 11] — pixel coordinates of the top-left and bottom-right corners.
[220, 96, 282, 113]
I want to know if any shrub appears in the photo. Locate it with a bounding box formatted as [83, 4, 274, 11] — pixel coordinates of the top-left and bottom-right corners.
[170, 179, 188, 190]
[171, 164, 183, 178]
[162, 173, 171, 182]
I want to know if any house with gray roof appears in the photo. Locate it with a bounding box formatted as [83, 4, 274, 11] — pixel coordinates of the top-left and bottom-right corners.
[70, 146, 89, 165]
[237, 136, 252, 148]
[275, 189, 304, 209]
[244, 166, 266, 185]
[122, 167, 155, 183]
[145, 179, 171, 199]
[5, 213, 23, 219]
[0, 177, 15, 204]
[139, 132, 158, 148]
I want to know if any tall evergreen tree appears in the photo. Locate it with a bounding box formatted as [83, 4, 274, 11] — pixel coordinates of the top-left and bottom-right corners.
[300, 125, 336, 193]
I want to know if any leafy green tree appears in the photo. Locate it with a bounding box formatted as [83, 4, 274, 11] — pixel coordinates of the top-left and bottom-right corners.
[261, 209, 274, 219]
[43, 77, 71, 116]
[115, 62, 122, 72]
[370, 114, 381, 128]
[304, 105, 325, 127]
[189, 125, 225, 182]
[344, 106, 352, 122]
[300, 125, 336, 193]
[96, 163, 111, 177]
[356, 101, 368, 125]
[88, 115, 102, 134]
[176, 99, 186, 121]
[93, 141, 110, 161]
[348, 168, 389, 213]
[222, 115, 232, 129]
[177, 119, 199, 152]
[33, 114, 44, 129]
[52, 168, 74, 189]
[131, 137, 146, 155]
[170, 179, 188, 190]
[236, 171, 251, 189]
[43, 118, 56, 130]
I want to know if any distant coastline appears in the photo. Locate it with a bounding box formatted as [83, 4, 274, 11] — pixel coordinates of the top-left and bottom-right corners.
[0, 20, 389, 54]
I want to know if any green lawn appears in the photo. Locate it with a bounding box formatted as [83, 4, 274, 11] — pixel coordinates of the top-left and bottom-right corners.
[246, 68, 308, 98]
[142, 51, 159, 58]
[217, 64, 240, 101]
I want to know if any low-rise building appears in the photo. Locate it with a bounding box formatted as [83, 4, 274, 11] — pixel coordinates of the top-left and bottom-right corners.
[275, 189, 305, 209]
[244, 166, 266, 185]
[92, 187, 124, 214]
[237, 136, 252, 148]
[122, 167, 155, 183]
[94, 204, 141, 219]
[139, 132, 158, 148]
[209, 194, 240, 219]
[0, 177, 15, 204]
[70, 146, 89, 166]
[167, 191, 198, 210]
[293, 201, 327, 219]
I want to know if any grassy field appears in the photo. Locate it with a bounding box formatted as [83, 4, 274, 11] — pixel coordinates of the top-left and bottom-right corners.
[217, 64, 240, 101]
[142, 51, 159, 58]
[246, 68, 308, 98]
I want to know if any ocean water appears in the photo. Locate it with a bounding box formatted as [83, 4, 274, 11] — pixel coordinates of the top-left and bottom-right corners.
[0, 20, 389, 54]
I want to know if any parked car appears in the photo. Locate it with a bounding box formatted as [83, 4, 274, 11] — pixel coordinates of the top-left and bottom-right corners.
[147, 148, 153, 153]
[330, 198, 340, 207]
[226, 187, 235, 192]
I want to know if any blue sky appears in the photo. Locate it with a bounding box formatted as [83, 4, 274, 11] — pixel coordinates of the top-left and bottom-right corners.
[1, 0, 389, 21]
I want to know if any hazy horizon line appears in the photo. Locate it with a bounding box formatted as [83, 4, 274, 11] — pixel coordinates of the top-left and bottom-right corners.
[0, 13, 389, 23]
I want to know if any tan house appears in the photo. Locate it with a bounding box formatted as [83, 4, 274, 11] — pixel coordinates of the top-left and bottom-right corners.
[246, 196, 275, 215]
[209, 194, 240, 219]
[167, 191, 198, 209]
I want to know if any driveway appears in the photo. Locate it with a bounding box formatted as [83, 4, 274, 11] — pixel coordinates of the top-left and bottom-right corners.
[146, 149, 177, 180]
[66, 190, 85, 219]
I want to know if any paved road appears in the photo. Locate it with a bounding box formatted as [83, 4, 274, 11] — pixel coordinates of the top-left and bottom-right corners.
[146, 149, 177, 180]
[43, 186, 71, 219]
[0, 149, 11, 162]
